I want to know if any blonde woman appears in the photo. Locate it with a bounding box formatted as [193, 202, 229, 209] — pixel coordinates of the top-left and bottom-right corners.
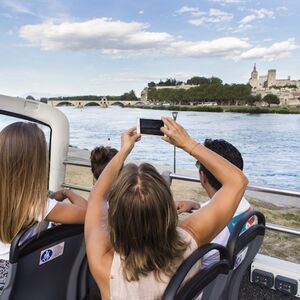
[85, 117, 248, 300]
[0, 122, 87, 293]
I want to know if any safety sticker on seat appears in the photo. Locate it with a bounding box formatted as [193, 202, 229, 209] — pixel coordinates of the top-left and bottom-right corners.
[234, 246, 248, 270]
[39, 242, 65, 265]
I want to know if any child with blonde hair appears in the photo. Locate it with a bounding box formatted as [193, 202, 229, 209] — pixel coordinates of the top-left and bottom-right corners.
[0, 122, 87, 293]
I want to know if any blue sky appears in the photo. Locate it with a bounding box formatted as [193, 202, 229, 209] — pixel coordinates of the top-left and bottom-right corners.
[0, 0, 299, 98]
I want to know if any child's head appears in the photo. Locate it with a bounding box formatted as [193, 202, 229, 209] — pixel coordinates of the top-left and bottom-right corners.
[90, 146, 118, 180]
[0, 122, 48, 243]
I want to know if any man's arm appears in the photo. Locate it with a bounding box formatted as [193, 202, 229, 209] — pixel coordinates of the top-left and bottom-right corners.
[161, 117, 248, 247]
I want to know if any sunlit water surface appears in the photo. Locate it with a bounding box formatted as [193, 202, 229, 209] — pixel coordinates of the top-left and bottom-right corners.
[57, 106, 300, 191]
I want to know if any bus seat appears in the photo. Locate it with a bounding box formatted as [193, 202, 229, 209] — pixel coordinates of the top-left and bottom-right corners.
[221, 210, 266, 300]
[66, 248, 101, 300]
[161, 170, 172, 187]
[162, 243, 229, 300]
[1, 223, 84, 300]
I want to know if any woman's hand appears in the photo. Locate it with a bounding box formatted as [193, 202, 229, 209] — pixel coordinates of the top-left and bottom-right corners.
[160, 117, 196, 151]
[48, 189, 67, 201]
[121, 127, 141, 154]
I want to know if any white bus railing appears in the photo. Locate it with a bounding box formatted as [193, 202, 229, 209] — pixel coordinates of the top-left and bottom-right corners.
[63, 159, 300, 237]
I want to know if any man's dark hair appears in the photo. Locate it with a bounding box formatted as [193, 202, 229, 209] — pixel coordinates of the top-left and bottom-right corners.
[90, 146, 118, 180]
[199, 139, 243, 191]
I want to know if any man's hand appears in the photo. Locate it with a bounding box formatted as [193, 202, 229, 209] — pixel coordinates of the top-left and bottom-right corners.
[176, 200, 200, 215]
[160, 117, 195, 150]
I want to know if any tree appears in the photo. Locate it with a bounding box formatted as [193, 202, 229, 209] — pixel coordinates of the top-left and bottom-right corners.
[120, 90, 138, 101]
[146, 77, 253, 105]
[164, 78, 177, 86]
[148, 81, 156, 88]
[26, 95, 35, 100]
[263, 94, 280, 107]
[187, 76, 209, 85]
[210, 77, 223, 86]
[245, 95, 261, 106]
[40, 98, 48, 103]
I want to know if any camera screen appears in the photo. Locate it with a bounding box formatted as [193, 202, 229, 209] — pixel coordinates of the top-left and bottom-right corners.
[140, 119, 164, 136]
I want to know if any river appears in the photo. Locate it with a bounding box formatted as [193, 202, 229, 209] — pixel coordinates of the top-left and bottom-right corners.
[57, 106, 300, 191]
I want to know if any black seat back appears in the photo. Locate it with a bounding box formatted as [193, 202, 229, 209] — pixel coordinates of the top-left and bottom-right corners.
[66, 246, 101, 300]
[162, 243, 229, 300]
[1, 223, 84, 300]
[227, 210, 265, 269]
[221, 210, 266, 300]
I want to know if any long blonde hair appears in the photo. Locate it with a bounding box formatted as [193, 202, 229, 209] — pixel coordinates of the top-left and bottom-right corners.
[108, 163, 189, 281]
[0, 122, 48, 243]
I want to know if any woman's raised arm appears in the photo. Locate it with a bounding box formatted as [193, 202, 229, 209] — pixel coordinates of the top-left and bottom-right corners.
[161, 117, 248, 246]
[84, 128, 140, 279]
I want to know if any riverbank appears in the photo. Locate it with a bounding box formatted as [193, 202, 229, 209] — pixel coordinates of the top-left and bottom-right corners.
[66, 146, 300, 263]
[128, 104, 300, 114]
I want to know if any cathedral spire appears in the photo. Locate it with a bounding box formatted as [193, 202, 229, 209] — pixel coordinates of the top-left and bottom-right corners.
[253, 63, 256, 72]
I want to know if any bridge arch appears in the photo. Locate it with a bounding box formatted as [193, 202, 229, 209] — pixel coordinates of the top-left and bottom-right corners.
[56, 101, 75, 107]
[84, 101, 101, 107]
[110, 101, 124, 107]
[133, 101, 146, 106]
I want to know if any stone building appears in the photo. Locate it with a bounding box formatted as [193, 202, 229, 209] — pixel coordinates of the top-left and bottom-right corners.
[249, 64, 300, 89]
[249, 64, 300, 106]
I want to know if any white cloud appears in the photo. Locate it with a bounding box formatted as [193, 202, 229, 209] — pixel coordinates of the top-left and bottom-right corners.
[176, 6, 206, 17]
[19, 18, 173, 51]
[170, 37, 250, 58]
[18, 17, 299, 63]
[239, 38, 299, 61]
[239, 14, 256, 25]
[0, 0, 34, 15]
[138, 10, 144, 15]
[168, 37, 299, 62]
[176, 6, 200, 14]
[177, 6, 233, 26]
[19, 19, 250, 58]
[236, 8, 274, 31]
[245, 9, 274, 24]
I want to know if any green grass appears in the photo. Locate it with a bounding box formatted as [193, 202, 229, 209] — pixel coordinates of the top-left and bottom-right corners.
[238, 198, 300, 263]
[190, 189, 300, 264]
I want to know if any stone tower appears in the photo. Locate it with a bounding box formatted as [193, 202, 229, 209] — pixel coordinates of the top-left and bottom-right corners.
[249, 63, 258, 88]
[267, 69, 276, 88]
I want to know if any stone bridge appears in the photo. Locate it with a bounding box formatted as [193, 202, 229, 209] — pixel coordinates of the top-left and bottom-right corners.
[47, 98, 147, 108]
